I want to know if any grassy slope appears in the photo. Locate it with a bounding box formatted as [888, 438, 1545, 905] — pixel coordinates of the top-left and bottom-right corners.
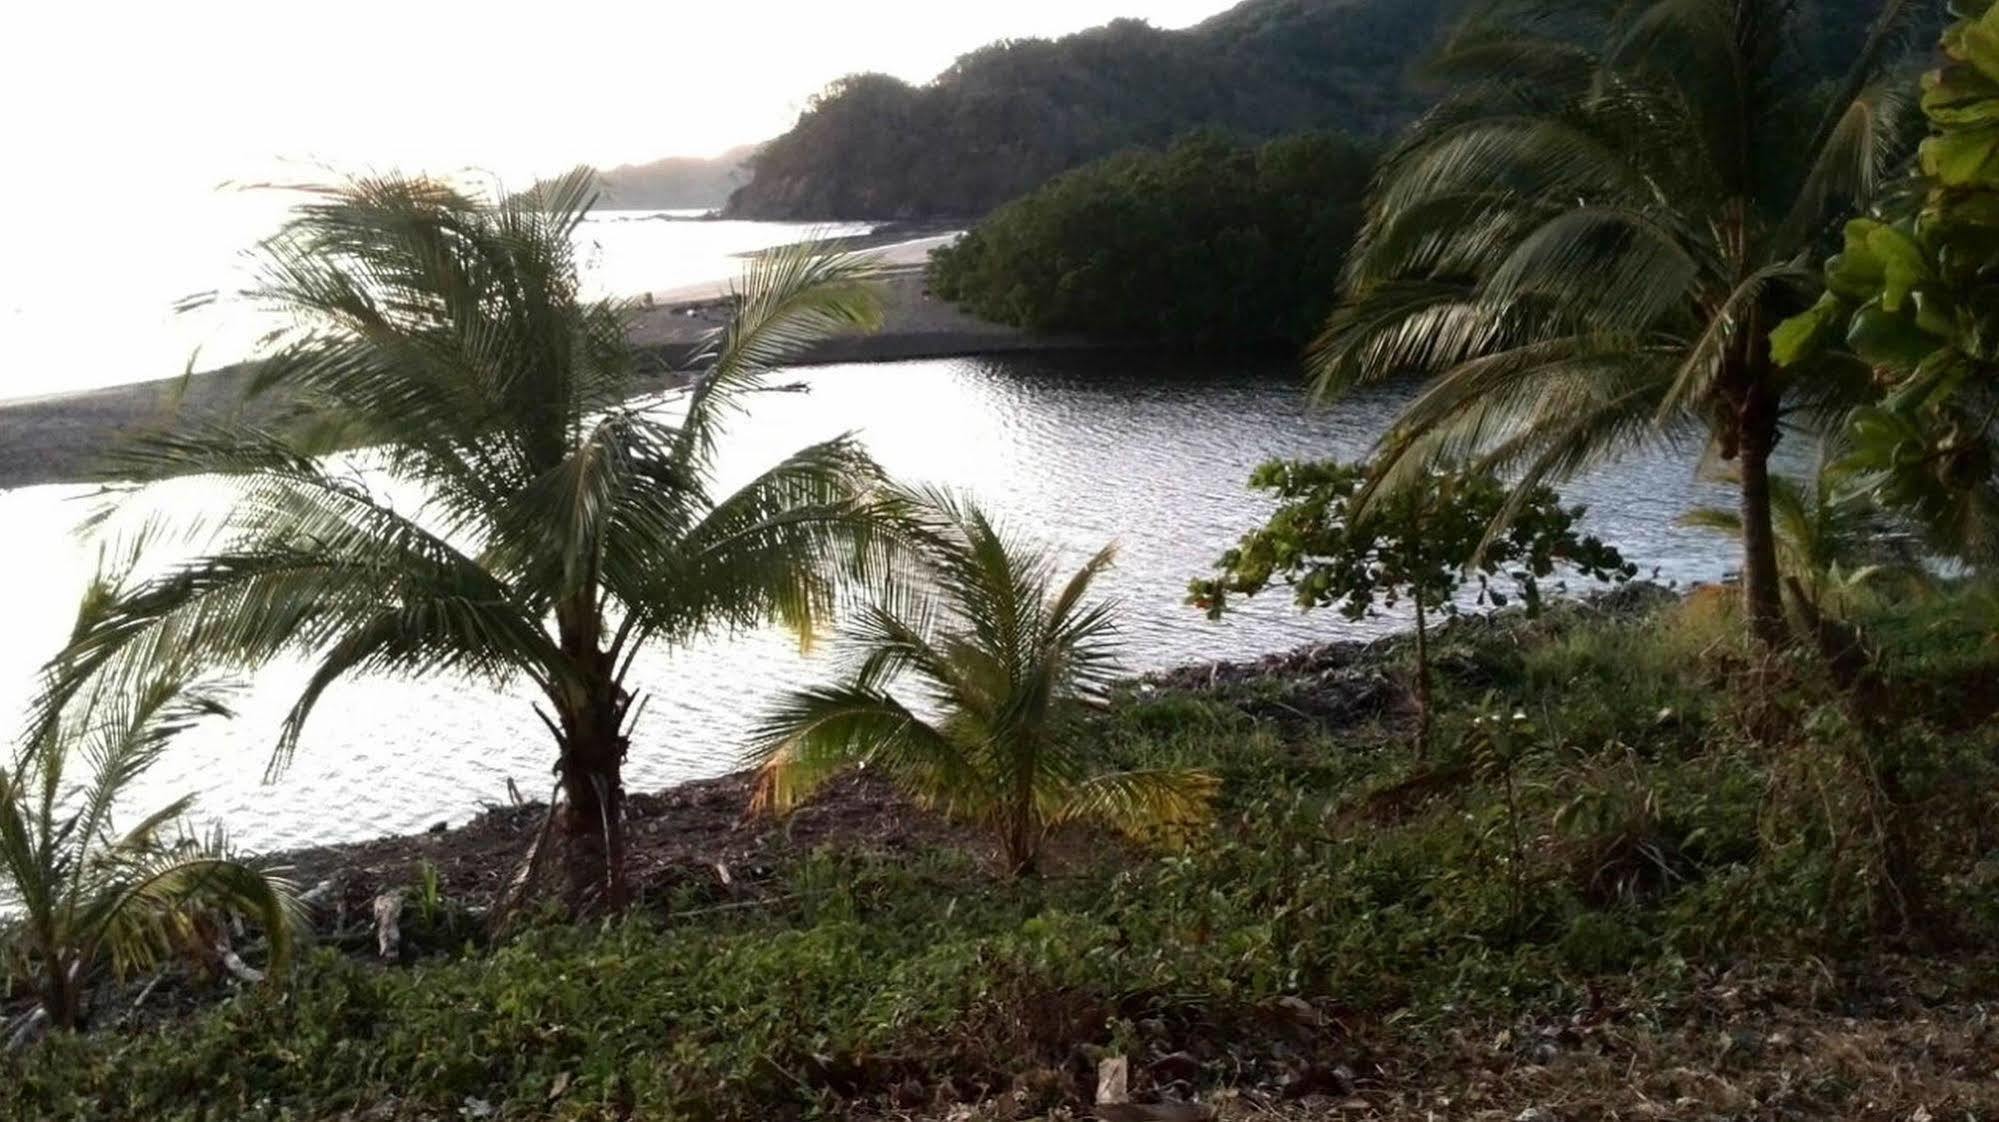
[7, 584, 1999, 1120]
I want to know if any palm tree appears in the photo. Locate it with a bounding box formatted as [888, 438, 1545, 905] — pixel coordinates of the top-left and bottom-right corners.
[1310, 0, 1924, 646]
[1680, 446, 1916, 624]
[43, 171, 896, 911]
[4, 579, 299, 1032]
[748, 491, 1217, 876]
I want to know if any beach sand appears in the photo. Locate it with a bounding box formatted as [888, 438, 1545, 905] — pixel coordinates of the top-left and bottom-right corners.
[0, 268, 1083, 491]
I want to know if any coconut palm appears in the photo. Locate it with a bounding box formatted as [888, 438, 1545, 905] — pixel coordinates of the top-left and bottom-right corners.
[42, 171, 897, 911]
[1310, 0, 1926, 646]
[4, 601, 299, 1033]
[748, 491, 1218, 876]
[1680, 447, 1916, 622]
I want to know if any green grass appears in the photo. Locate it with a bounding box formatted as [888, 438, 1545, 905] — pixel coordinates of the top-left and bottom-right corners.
[7, 583, 1998, 1120]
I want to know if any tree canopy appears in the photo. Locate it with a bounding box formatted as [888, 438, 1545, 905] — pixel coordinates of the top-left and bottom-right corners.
[725, 0, 1924, 221]
[925, 131, 1374, 346]
[1775, 0, 1999, 562]
[725, 1, 1459, 219]
[1191, 459, 1631, 751]
[1308, 0, 1931, 646]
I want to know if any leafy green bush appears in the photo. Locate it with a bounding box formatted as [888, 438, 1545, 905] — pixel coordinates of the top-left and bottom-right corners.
[927, 131, 1373, 345]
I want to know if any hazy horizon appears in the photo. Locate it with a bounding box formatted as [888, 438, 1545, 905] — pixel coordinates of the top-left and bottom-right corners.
[8, 1, 1235, 203]
[0, 1, 1239, 400]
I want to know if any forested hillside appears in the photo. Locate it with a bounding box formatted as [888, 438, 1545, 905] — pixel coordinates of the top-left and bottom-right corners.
[724, 0, 1931, 220]
[725, 0, 1461, 219]
[928, 131, 1374, 345]
[529, 145, 757, 211]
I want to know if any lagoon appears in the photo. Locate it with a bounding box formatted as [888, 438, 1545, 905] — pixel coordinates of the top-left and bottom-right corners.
[0, 351, 1743, 850]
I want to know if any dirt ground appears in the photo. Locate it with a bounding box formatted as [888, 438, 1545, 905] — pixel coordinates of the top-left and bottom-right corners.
[277, 768, 979, 921]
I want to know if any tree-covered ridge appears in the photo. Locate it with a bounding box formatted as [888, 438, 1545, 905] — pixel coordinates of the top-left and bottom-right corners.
[725, 0, 1923, 220]
[587, 145, 758, 210]
[725, 1, 1460, 219]
[926, 131, 1374, 345]
[518, 144, 758, 211]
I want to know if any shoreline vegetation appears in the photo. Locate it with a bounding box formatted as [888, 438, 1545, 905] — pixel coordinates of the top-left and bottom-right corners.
[10, 581, 1999, 1118]
[927, 132, 1373, 347]
[10, 0, 1999, 1117]
[261, 586, 1667, 908]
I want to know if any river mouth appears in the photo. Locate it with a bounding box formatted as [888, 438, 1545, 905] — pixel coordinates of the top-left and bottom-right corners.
[0, 351, 1747, 852]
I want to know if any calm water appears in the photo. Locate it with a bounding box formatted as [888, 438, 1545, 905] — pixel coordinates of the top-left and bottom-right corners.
[0, 352, 1743, 851]
[0, 208, 868, 402]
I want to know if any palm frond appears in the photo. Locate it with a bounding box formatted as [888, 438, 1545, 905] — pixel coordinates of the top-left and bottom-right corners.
[83, 834, 302, 983]
[1677, 506, 1743, 534]
[3, 660, 299, 1029]
[675, 245, 885, 468]
[745, 491, 1189, 873]
[1055, 769, 1220, 839]
[747, 684, 968, 815]
[628, 436, 897, 656]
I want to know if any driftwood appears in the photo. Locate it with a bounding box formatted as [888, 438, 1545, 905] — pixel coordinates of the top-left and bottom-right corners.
[3, 1006, 50, 1052]
[212, 939, 266, 985]
[488, 783, 563, 934]
[373, 892, 405, 960]
[129, 972, 165, 1013]
[297, 878, 339, 910]
[1096, 1056, 1129, 1105]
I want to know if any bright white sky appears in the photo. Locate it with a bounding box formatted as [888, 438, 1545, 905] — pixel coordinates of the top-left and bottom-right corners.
[7, 0, 1234, 202]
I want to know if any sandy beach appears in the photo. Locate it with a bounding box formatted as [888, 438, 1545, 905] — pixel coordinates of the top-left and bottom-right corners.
[0, 266, 1086, 491]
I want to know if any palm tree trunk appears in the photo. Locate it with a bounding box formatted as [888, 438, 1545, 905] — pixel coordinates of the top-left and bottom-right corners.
[42, 954, 81, 1031]
[1007, 750, 1038, 878]
[1737, 387, 1788, 647]
[553, 595, 631, 913]
[1006, 823, 1037, 878]
[557, 712, 629, 912]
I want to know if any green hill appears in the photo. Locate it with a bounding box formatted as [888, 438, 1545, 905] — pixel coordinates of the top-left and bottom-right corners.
[724, 0, 1460, 219]
[534, 144, 759, 212]
[722, 0, 1931, 221]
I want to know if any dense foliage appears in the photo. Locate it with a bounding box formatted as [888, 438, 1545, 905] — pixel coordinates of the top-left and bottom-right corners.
[1311, 0, 1930, 647]
[1776, 0, 1999, 562]
[926, 132, 1373, 345]
[727, 0, 1921, 220]
[8, 584, 1998, 1118]
[1190, 460, 1631, 750]
[1, 666, 299, 1033]
[752, 491, 1217, 874]
[724, 0, 1462, 218]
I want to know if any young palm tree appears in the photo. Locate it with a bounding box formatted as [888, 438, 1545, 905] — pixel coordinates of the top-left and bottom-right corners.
[1680, 448, 1915, 623]
[43, 171, 896, 910]
[1310, 0, 1924, 646]
[748, 491, 1217, 876]
[3, 652, 299, 1032]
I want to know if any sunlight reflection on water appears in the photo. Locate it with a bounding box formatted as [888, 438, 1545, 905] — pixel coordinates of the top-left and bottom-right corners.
[0, 352, 1751, 850]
